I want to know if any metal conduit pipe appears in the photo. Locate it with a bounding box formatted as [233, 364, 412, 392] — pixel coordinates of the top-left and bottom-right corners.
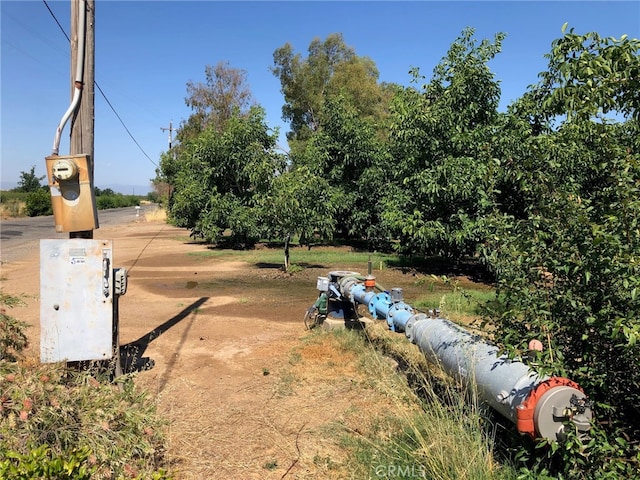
[322, 271, 593, 441]
[52, 0, 87, 155]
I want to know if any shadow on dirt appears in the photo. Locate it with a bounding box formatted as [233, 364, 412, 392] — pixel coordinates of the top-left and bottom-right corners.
[120, 297, 209, 377]
[254, 261, 326, 270]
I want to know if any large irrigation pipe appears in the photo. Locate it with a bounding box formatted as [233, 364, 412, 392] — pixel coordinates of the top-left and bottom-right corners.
[321, 271, 593, 441]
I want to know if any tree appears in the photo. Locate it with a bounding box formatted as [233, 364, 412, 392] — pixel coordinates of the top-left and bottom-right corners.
[290, 94, 391, 245]
[384, 28, 505, 258]
[258, 165, 336, 270]
[25, 188, 52, 217]
[178, 61, 255, 143]
[271, 33, 391, 151]
[158, 61, 280, 246]
[538, 25, 640, 121]
[94, 187, 115, 196]
[15, 166, 45, 193]
[480, 27, 640, 477]
[165, 106, 285, 247]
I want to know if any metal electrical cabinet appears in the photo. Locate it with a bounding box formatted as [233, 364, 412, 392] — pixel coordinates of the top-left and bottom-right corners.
[40, 239, 114, 363]
[45, 154, 99, 233]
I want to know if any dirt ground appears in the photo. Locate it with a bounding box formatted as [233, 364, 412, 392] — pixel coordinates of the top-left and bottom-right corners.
[0, 212, 469, 479]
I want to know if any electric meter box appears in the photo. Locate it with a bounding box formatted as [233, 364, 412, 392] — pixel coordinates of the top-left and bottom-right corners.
[40, 239, 113, 363]
[45, 154, 99, 233]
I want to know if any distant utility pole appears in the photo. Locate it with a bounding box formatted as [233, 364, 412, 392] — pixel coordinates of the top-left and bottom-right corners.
[160, 121, 175, 150]
[70, 0, 95, 239]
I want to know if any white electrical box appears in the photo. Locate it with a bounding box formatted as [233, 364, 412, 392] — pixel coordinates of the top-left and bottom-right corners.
[40, 239, 114, 363]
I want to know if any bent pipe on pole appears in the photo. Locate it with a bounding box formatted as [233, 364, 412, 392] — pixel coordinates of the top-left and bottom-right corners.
[52, 0, 87, 155]
[331, 272, 593, 441]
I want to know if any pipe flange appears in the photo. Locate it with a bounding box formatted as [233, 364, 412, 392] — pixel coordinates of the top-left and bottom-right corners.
[328, 271, 361, 283]
[404, 313, 429, 343]
[516, 377, 592, 440]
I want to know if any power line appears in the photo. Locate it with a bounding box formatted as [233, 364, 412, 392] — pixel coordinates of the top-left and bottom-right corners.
[42, 0, 69, 42]
[96, 82, 158, 167]
[42, 0, 158, 168]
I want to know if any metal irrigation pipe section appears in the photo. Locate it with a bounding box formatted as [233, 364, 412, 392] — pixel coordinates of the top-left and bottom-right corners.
[310, 270, 593, 441]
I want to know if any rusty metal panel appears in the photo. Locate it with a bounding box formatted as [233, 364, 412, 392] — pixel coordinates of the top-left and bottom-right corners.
[45, 154, 99, 233]
[40, 239, 113, 363]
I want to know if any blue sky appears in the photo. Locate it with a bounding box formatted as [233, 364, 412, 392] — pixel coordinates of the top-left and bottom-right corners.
[1, 1, 638, 194]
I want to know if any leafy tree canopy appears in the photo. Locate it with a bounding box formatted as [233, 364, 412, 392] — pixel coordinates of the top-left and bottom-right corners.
[538, 24, 640, 121]
[178, 61, 256, 143]
[271, 33, 391, 150]
[166, 105, 284, 247]
[384, 28, 505, 257]
[15, 166, 45, 193]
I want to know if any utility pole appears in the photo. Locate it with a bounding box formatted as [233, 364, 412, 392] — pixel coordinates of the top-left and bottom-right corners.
[69, 0, 95, 239]
[160, 121, 175, 150]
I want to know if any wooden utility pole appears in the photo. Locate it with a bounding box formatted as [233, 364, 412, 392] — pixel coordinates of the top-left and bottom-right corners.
[161, 121, 175, 150]
[69, 0, 95, 239]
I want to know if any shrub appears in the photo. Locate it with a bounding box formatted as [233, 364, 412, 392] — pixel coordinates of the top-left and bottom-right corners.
[25, 188, 52, 217]
[0, 362, 171, 479]
[0, 292, 28, 361]
[0, 291, 171, 479]
[96, 194, 140, 210]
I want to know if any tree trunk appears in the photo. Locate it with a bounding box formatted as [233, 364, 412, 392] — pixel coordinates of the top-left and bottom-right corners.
[283, 233, 291, 272]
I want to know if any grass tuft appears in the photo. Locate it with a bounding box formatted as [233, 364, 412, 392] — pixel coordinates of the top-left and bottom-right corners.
[306, 325, 518, 479]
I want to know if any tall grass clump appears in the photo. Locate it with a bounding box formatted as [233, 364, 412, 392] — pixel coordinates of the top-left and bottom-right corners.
[0, 191, 28, 218]
[326, 325, 517, 479]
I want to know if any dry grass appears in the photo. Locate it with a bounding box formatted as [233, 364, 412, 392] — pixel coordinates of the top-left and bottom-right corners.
[354, 322, 516, 480]
[0, 200, 26, 219]
[145, 206, 167, 222]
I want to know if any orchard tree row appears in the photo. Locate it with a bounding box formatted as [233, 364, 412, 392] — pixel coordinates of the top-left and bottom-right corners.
[155, 26, 640, 477]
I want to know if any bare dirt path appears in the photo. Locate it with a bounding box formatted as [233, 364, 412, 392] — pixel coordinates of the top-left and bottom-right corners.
[1, 214, 414, 479]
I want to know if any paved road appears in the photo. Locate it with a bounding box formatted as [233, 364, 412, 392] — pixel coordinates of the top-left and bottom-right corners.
[0, 205, 158, 263]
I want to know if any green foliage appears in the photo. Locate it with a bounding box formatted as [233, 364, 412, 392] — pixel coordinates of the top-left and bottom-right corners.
[0, 190, 29, 204]
[0, 445, 95, 480]
[14, 166, 45, 193]
[271, 33, 391, 148]
[146, 189, 164, 205]
[538, 26, 640, 121]
[160, 26, 640, 476]
[0, 288, 171, 478]
[289, 94, 391, 246]
[3, 187, 139, 217]
[25, 187, 52, 217]
[95, 193, 140, 209]
[164, 106, 284, 247]
[479, 26, 640, 476]
[513, 423, 640, 479]
[94, 187, 115, 196]
[0, 190, 26, 217]
[258, 164, 336, 247]
[385, 28, 505, 258]
[0, 288, 172, 478]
